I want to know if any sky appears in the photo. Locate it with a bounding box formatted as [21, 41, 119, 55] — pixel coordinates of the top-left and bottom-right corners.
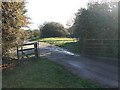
[25, 0, 89, 30]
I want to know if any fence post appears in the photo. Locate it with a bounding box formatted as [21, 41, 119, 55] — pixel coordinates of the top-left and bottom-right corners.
[34, 42, 39, 57]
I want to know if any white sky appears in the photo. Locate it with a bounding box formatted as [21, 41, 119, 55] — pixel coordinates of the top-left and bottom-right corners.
[25, 0, 89, 29]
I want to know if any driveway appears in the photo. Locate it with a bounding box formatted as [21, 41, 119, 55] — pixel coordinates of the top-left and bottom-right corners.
[39, 42, 118, 88]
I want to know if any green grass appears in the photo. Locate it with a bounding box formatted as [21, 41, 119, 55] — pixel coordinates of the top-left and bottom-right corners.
[39, 37, 76, 41]
[39, 37, 77, 46]
[3, 57, 99, 88]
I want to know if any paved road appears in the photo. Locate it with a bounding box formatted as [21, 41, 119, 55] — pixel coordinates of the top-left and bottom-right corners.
[40, 42, 118, 87]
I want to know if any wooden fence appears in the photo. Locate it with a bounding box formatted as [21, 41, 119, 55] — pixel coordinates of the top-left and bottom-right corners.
[17, 42, 39, 60]
[83, 39, 119, 57]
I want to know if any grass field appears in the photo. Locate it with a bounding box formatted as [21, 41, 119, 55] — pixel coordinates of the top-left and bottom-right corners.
[3, 57, 99, 88]
[39, 37, 77, 45]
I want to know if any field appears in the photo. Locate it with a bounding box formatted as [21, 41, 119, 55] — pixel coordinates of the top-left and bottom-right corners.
[3, 57, 99, 88]
[39, 37, 77, 45]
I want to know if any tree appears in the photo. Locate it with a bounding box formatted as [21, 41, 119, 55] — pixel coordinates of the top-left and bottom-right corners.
[72, 2, 118, 53]
[39, 22, 68, 38]
[2, 1, 30, 57]
[73, 2, 118, 39]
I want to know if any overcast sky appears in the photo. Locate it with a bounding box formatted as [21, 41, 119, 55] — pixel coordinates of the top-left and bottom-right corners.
[25, 0, 118, 30]
[25, 0, 89, 29]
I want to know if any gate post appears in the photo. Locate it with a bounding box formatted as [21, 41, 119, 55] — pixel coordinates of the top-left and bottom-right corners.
[34, 42, 39, 57]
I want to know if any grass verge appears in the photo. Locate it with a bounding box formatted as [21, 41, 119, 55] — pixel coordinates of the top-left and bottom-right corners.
[3, 57, 99, 88]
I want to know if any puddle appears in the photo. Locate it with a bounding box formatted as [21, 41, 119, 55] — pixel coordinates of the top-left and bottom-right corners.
[43, 46, 80, 56]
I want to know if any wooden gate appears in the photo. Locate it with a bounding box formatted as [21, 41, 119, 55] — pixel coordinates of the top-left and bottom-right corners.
[17, 42, 39, 60]
[83, 39, 118, 57]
